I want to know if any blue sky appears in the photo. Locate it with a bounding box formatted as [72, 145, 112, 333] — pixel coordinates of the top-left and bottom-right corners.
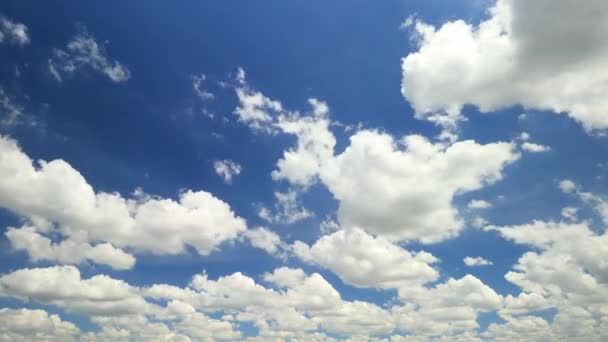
[0, 1, 607, 341]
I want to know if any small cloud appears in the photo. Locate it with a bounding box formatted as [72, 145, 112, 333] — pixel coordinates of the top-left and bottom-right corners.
[48, 29, 130, 83]
[463, 256, 493, 266]
[192, 74, 214, 101]
[213, 159, 242, 184]
[521, 142, 550, 153]
[0, 17, 29, 45]
[258, 189, 312, 224]
[558, 179, 577, 193]
[560, 207, 578, 221]
[468, 199, 491, 209]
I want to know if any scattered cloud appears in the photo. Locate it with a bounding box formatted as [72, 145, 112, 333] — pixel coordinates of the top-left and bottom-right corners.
[48, 30, 130, 82]
[213, 159, 242, 184]
[463, 256, 493, 266]
[468, 199, 492, 209]
[0, 16, 29, 45]
[522, 142, 551, 153]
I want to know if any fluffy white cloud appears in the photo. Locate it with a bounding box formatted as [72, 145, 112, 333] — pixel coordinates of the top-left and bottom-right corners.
[234, 72, 519, 243]
[0, 308, 79, 341]
[0, 134, 247, 267]
[293, 228, 439, 289]
[0, 17, 29, 45]
[0, 266, 152, 316]
[463, 256, 493, 266]
[521, 142, 550, 153]
[6, 225, 135, 270]
[401, 0, 608, 134]
[242, 227, 286, 256]
[48, 31, 130, 82]
[213, 159, 242, 184]
[488, 219, 608, 340]
[319, 131, 518, 242]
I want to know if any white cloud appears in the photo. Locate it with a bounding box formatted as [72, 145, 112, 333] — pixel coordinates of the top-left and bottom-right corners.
[463, 256, 493, 266]
[0, 266, 153, 316]
[293, 228, 439, 290]
[521, 142, 550, 153]
[558, 179, 577, 193]
[487, 219, 608, 341]
[319, 131, 519, 243]
[0, 308, 79, 341]
[0, 134, 247, 267]
[258, 189, 312, 224]
[192, 73, 214, 101]
[213, 159, 242, 184]
[49, 31, 130, 82]
[401, 0, 608, 134]
[242, 227, 286, 256]
[467, 199, 491, 209]
[234, 72, 519, 243]
[6, 225, 135, 270]
[0, 17, 29, 45]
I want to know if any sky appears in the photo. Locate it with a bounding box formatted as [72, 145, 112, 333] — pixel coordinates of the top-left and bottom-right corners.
[0, 0, 607, 341]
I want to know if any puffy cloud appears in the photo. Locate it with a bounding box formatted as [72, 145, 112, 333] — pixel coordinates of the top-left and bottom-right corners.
[561, 206, 579, 221]
[488, 219, 608, 340]
[48, 30, 130, 82]
[0, 134, 247, 267]
[5, 225, 135, 270]
[213, 159, 242, 184]
[319, 131, 518, 242]
[0, 266, 152, 316]
[467, 199, 491, 209]
[242, 227, 286, 256]
[293, 228, 439, 289]
[463, 256, 493, 266]
[234, 71, 519, 243]
[401, 0, 608, 134]
[0, 17, 29, 45]
[272, 99, 335, 187]
[0, 308, 79, 341]
[393, 275, 502, 336]
[559, 180, 608, 225]
[521, 142, 551, 153]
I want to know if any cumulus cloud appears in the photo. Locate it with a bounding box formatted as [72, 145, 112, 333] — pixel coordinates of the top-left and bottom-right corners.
[213, 159, 242, 184]
[48, 30, 130, 82]
[0, 308, 79, 341]
[463, 256, 493, 266]
[0, 134, 247, 267]
[320, 131, 518, 242]
[242, 227, 286, 256]
[6, 225, 135, 270]
[401, 0, 608, 135]
[234, 71, 519, 243]
[486, 219, 608, 341]
[0, 17, 29, 45]
[293, 228, 439, 290]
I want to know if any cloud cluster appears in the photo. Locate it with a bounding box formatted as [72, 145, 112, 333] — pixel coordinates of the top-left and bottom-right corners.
[234, 72, 519, 243]
[0, 134, 247, 269]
